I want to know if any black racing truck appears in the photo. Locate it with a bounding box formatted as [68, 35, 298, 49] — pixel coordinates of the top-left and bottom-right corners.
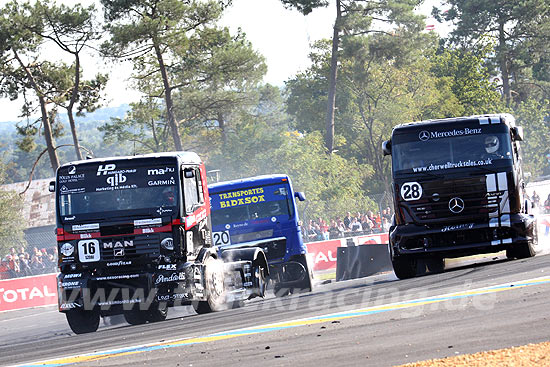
[382, 114, 538, 279]
[51, 152, 268, 334]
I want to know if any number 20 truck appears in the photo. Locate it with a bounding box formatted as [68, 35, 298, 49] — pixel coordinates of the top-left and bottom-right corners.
[382, 114, 538, 279]
[51, 152, 268, 334]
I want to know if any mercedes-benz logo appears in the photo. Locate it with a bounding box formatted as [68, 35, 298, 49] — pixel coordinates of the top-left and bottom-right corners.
[449, 197, 465, 214]
[418, 130, 430, 141]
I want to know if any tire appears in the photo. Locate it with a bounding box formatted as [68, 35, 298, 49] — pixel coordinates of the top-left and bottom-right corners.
[193, 257, 227, 314]
[66, 308, 100, 334]
[251, 258, 267, 299]
[508, 220, 538, 259]
[124, 303, 168, 325]
[124, 310, 148, 325]
[392, 255, 417, 280]
[426, 257, 445, 273]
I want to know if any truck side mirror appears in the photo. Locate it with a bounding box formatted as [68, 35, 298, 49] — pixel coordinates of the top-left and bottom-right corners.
[294, 192, 306, 201]
[184, 168, 195, 178]
[382, 140, 392, 156]
[49, 181, 55, 193]
[511, 126, 524, 141]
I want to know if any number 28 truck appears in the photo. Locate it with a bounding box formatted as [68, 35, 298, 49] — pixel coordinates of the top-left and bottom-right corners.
[51, 152, 268, 334]
[382, 114, 538, 279]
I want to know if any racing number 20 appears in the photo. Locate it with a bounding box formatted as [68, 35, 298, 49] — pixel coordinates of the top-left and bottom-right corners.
[212, 231, 231, 246]
[400, 182, 422, 201]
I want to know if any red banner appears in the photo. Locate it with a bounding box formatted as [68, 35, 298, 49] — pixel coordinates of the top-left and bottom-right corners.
[306, 233, 389, 272]
[0, 273, 58, 312]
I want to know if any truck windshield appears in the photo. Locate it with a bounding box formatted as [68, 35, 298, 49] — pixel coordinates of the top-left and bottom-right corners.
[57, 158, 179, 219]
[211, 184, 292, 226]
[392, 127, 513, 174]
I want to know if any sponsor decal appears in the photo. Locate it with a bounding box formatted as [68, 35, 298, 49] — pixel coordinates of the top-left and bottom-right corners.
[63, 273, 82, 279]
[155, 273, 184, 285]
[412, 158, 494, 173]
[60, 302, 79, 309]
[68, 166, 77, 175]
[157, 293, 190, 301]
[134, 218, 162, 226]
[158, 264, 176, 270]
[219, 194, 266, 209]
[107, 173, 127, 187]
[80, 233, 92, 239]
[58, 173, 85, 184]
[442, 223, 474, 232]
[185, 208, 207, 229]
[114, 248, 124, 257]
[218, 187, 264, 199]
[97, 164, 116, 175]
[64, 216, 76, 221]
[106, 260, 132, 267]
[95, 274, 139, 281]
[148, 167, 175, 176]
[72, 223, 100, 232]
[60, 243, 74, 257]
[148, 178, 176, 186]
[60, 186, 86, 194]
[97, 298, 141, 306]
[157, 207, 173, 216]
[418, 127, 482, 141]
[60, 281, 80, 289]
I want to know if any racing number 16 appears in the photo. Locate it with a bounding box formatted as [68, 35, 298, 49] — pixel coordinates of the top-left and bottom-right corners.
[400, 182, 422, 201]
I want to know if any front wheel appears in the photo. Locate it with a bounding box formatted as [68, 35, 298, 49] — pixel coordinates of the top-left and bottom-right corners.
[66, 308, 100, 334]
[392, 255, 417, 280]
[193, 257, 227, 314]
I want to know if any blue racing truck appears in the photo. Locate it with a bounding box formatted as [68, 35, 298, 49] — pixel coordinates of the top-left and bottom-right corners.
[209, 174, 313, 295]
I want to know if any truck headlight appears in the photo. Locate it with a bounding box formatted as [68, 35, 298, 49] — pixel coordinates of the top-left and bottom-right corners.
[60, 243, 74, 256]
[161, 237, 174, 251]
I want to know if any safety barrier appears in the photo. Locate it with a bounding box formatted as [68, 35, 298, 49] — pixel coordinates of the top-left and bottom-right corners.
[0, 273, 57, 312]
[306, 233, 389, 272]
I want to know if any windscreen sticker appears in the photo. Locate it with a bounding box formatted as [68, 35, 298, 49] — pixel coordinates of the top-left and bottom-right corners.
[400, 182, 422, 201]
[417, 127, 482, 141]
[412, 158, 493, 173]
[134, 218, 162, 226]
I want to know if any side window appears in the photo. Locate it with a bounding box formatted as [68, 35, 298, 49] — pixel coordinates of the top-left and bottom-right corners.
[196, 168, 204, 204]
[182, 167, 200, 213]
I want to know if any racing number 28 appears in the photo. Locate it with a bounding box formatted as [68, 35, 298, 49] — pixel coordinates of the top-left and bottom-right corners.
[400, 182, 422, 201]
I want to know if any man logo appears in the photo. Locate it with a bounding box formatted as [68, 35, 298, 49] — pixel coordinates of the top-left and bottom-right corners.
[449, 197, 465, 214]
[114, 248, 124, 257]
[419, 130, 430, 141]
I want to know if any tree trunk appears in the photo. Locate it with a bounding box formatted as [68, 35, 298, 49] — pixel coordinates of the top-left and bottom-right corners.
[325, 0, 341, 154]
[498, 20, 512, 106]
[39, 95, 60, 172]
[218, 111, 227, 146]
[68, 54, 83, 160]
[154, 41, 183, 151]
[13, 50, 59, 172]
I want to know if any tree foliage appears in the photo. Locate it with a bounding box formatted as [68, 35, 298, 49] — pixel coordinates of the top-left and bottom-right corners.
[0, 157, 24, 254]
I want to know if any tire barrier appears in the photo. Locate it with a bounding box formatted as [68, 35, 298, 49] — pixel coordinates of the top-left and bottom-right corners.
[335, 244, 393, 282]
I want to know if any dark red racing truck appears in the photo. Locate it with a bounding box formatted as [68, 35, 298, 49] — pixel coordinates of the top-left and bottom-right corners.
[383, 114, 538, 279]
[51, 152, 268, 334]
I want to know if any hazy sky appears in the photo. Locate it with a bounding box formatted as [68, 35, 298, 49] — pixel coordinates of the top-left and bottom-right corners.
[0, 0, 443, 123]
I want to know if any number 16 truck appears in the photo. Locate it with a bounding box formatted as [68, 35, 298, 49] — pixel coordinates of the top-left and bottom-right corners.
[52, 152, 268, 334]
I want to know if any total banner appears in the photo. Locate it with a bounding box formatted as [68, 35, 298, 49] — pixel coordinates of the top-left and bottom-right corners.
[306, 233, 389, 272]
[0, 273, 57, 312]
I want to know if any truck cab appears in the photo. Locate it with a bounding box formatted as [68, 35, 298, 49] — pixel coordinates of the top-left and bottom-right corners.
[382, 114, 537, 279]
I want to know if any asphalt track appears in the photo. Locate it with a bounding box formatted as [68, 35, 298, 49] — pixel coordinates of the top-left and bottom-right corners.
[1, 247, 550, 367]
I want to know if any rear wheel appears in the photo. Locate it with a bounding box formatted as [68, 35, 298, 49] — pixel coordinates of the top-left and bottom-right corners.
[124, 303, 168, 325]
[193, 257, 227, 314]
[66, 308, 100, 334]
[507, 221, 538, 259]
[392, 255, 417, 280]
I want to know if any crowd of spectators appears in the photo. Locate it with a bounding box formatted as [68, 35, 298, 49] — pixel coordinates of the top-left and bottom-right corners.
[0, 246, 57, 279]
[303, 208, 392, 243]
